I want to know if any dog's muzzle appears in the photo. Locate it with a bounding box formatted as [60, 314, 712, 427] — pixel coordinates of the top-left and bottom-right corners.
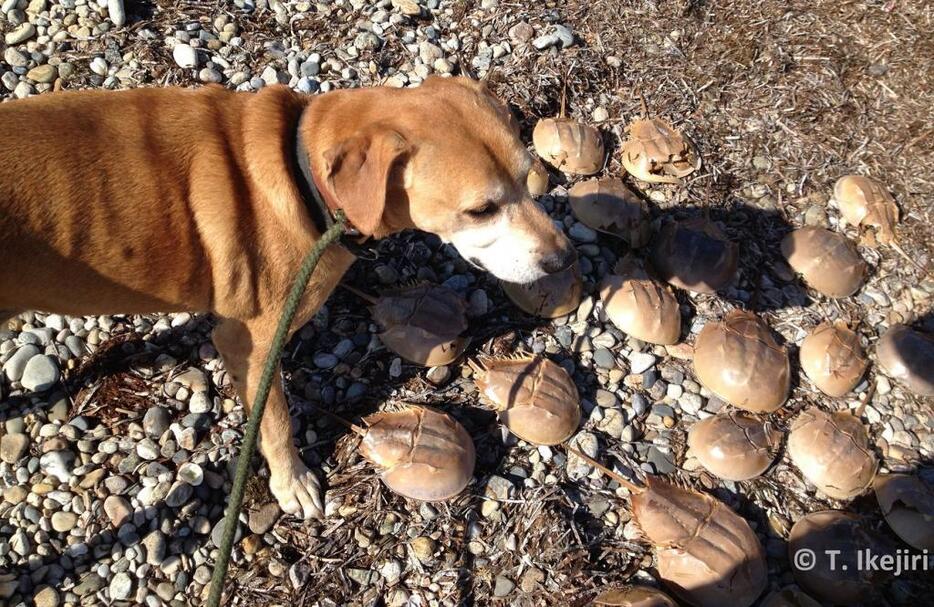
[541, 246, 578, 274]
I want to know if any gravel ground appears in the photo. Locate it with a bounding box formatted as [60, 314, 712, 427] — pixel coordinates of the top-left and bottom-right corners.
[1, 1, 933, 606]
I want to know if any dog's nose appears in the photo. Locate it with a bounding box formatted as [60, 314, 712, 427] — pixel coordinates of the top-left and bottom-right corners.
[541, 246, 578, 274]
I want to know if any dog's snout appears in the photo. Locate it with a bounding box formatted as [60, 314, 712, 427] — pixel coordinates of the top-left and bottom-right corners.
[541, 245, 578, 274]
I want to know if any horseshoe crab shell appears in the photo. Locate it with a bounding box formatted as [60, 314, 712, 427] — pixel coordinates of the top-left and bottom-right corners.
[471, 354, 580, 445]
[876, 324, 934, 396]
[527, 158, 550, 196]
[781, 227, 866, 298]
[370, 283, 469, 366]
[591, 586, 677, 606]
[599, 257, 681, 345]
[788, 510, 893, 605]
[759, 587, 821, 607]
[693, 310, 790, 413]
[650, 218, 738, 294]
[687, 411, 781, 481]
[502, 260, 583, 318]
[799, 321, 868, 397]
[358, 406, 475, 501]
[787, 407, 877, 501]
[568, 178, 650, 246]
[621, 118, 701, 184]
[632, 476, 767, 607]
[874, 473, 934, 551]
[833, 175, 899, 243]
[533, 117, 605, 175]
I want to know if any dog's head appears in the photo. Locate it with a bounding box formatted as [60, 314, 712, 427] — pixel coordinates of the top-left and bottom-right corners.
[313, 76, 575, 284]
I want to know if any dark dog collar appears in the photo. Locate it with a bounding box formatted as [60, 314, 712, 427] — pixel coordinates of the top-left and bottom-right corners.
[291, 108, 379, 259]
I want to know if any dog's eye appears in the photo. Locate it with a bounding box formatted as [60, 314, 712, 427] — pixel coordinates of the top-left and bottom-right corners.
[467, 203, 498, 218]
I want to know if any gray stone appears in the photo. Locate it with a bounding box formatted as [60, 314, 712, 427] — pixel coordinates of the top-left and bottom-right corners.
[0, 433, 29, 464]
[313, 352, 338, 369]
[74, 573, 104, 596]
[3, 344, 39, 381]
[493, 575, 515, 597]
[647, 446, 676, 474]
[21, 354, 59, 391]
[165, 480, 193, 508]
[4, 48, 28, 67]
[569, 222, 597, 242]
[5, 23, 36, 45]
[142, 530, 166, 565]
[199, 67, 223, 83]
[142, 406, 170, 437]
[592, 348, 616, 369]
[211, 518, 241, 547]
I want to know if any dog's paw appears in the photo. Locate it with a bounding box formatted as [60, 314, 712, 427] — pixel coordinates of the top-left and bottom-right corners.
[269, 459, 324, 520]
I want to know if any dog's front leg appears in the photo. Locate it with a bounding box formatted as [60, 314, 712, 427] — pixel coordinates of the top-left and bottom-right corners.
[213, 317, 323, 519]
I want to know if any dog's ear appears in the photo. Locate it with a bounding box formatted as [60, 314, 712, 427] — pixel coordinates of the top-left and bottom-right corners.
[323, 127, 410, 237]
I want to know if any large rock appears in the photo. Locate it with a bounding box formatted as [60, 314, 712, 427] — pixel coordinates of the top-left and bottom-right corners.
[3, 344, 40, 381]
[21, 355, 60, 391]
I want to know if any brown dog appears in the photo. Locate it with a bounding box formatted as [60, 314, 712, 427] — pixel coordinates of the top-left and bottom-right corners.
[0, 77, 575, 518]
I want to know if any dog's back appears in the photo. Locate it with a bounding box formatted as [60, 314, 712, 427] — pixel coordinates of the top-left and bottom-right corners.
[0, 86, 247, 316]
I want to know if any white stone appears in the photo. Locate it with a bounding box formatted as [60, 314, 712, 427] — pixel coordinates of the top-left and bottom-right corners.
[172, 44, 198, 69]
[108, 0, 126, 27]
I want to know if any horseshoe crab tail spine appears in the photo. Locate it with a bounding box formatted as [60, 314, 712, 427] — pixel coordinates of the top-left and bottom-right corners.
[303, 401, 366, 436]
[338, 283, 379, 304]
[890, 240, 931, 277]
[565, 446, 643, 494]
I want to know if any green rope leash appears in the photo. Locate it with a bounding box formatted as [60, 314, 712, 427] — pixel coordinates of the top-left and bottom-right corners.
[206, 210, 347, 607]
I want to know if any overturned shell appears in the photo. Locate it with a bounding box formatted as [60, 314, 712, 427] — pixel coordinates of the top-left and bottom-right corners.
[359, 406, 475, 501]
[472, 354, 580, 445]
[371, 283, 469, 366]
[876, 324, 934, 396]
[874, 474, 934, 551]
[781, 227, 866, 298]
[621, 118, 700, 184]
[799, 321, 868, 397]
[787, 407, 877, 501]
[788, 511, 892, 605]
[533, 117, 604, 175]
[502, 261, 583, 318]
[759, 587, 821, 607]
[633, 476, 767, 607]
[693, 311, 790, 413]
[687, 411, 781, 481]
[591, 586, 677, 606]
[600, 257, 681, 345]
[650, 218, 738, 294]
[527, 158, 550, 196]
[568, 178, 650, 246]
[833, 175, 899, 243]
